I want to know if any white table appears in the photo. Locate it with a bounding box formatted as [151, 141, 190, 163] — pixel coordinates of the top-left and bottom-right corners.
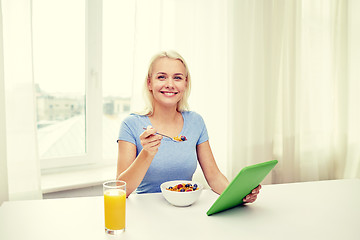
[1, 179, 359, 240]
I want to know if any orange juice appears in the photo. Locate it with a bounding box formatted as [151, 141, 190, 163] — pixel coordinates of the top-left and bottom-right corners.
[104, 189, 126, 230]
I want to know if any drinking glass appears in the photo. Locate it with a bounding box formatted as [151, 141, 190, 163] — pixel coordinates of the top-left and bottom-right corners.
[103, 180, 126, 234]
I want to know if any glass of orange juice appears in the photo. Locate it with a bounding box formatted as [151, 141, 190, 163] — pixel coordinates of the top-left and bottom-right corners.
[103, 180, 126, 235]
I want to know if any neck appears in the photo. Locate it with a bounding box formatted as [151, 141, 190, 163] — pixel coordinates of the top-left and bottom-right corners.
[151, 105, 179, 121]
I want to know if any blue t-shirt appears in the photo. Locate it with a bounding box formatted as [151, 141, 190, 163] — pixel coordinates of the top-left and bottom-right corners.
[117, 111, 209, 194]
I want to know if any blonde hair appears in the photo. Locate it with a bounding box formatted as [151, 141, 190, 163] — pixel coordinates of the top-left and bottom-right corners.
[141, 50, 191, 116]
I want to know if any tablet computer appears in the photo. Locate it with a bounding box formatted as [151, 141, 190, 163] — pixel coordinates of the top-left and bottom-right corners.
[206, 159, 278, 216]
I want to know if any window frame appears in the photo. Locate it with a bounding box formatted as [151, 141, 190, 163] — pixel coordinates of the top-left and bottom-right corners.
[39, 0, 104, 170]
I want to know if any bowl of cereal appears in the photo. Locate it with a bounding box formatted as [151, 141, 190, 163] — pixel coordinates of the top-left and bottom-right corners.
[160, 180, 203, 207]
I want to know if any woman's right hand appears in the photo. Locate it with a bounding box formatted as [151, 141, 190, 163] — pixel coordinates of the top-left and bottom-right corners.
[140, 125, 163, 156]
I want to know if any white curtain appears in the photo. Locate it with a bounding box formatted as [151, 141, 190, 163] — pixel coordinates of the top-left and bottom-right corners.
[346, 0, 360, 178]
[228, 0, 360, 183]
[2, 0, 42, 200]
[131, 0, 230, 184]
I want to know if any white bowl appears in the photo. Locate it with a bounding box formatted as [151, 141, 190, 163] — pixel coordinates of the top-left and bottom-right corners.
[160, 180, 203, 207]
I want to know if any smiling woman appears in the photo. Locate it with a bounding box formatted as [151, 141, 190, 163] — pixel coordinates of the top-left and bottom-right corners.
[115, 50, 261, 204]
[141, 51, 191, 116]
[3, 0, 358, 202]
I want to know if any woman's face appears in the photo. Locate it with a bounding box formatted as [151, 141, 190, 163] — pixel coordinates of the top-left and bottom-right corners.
[148, 57, 187, 110]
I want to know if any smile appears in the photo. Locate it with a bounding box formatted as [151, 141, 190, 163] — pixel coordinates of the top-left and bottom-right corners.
[160, 91, 178, 96]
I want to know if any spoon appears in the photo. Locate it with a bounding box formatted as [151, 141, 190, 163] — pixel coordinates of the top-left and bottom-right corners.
[142, 128, 186, 142]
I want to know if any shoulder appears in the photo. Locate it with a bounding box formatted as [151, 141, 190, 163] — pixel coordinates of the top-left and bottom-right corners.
[121, 113, 148, 129]
[182, 111, 207, 129]
[182, 111, 208, 143]
[119, 113, 148, 141]
[182, 111, 204, 121]
[123, 113, 147, 123]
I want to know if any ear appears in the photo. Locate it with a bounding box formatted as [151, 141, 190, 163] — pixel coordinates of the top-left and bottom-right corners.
[147, 77, 152, 91]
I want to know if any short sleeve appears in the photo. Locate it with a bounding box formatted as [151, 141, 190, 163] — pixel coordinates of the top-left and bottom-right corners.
[195, 113, 209, 145]
[117, 117, 137, 145]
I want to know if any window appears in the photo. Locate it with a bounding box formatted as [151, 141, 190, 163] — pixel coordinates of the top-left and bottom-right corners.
[33, 0, 134, 170]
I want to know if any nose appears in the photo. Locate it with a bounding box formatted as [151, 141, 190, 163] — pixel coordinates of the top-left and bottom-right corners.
[165, 78, 175, 89]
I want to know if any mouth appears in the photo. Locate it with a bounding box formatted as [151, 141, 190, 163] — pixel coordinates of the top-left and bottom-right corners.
[160, 91, 179, 97]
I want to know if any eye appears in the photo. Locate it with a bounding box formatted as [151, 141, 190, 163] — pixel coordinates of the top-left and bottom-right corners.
[157, 75, 166, 80]
[174, 76, 183, 80]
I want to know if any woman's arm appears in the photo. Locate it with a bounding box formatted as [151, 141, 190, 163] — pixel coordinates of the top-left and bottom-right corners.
[196, 141, 229, 195]
[196, 141, 260, 203]
[116, 127, 162, 197]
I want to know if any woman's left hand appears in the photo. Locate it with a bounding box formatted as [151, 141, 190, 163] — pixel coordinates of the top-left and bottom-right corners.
[243, 185, 261, 203]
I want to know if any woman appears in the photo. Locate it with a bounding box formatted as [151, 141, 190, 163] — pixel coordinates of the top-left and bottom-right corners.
[116, 50, 260, 202]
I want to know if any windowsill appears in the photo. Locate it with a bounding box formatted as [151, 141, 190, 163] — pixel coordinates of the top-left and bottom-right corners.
[41, 164, 116, 194]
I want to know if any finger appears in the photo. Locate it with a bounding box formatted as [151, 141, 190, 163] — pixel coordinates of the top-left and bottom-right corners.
[243, 194, 251, 202]
[142, 136, 162, 148]
[142, 134, 162, 145]
[249, 195, 258, 203]
[244, 194, 258, 203]
[251, 185, 262, 194]
[252, 189, 260, 194]
[152, 140, 162, 149]
[142, 142, 160, 155]
[146, 137, 162, 148]
[140, 127, 157, 139]
[145, 127, 157, 136]
[144, 132, 162, 140]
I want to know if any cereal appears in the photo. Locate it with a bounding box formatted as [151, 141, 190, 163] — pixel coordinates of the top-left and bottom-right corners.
[166, 183, 198, 192]
[173, 135, 187, 141]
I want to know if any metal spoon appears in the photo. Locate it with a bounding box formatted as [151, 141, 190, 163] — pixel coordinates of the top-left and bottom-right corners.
[142, 128, 183, 142]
